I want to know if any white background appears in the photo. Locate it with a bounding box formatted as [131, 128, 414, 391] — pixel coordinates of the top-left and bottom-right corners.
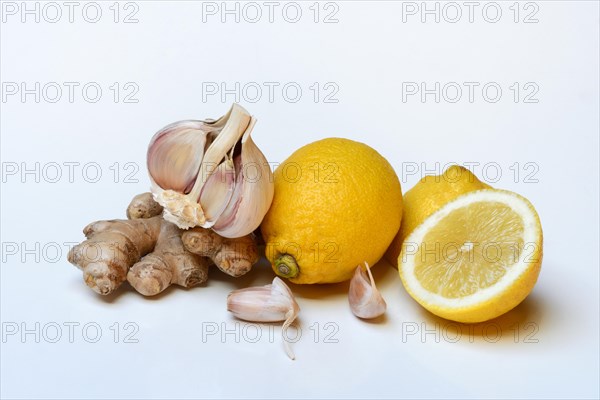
[1, 1, 599, 398]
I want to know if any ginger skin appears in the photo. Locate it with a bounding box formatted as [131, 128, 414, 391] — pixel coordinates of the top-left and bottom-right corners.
[68, 193, 259, 296]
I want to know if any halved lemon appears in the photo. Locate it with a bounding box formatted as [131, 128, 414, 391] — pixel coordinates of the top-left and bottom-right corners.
[399, 189, 543, 323]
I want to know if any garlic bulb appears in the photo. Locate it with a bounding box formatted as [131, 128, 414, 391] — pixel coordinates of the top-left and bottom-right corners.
[227, 277, 300, 359]
[147, 104, 274, 238]
[348, 262, 387, 319]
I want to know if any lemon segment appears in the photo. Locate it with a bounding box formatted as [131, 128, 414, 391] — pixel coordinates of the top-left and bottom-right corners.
[399, 189, 543, 323]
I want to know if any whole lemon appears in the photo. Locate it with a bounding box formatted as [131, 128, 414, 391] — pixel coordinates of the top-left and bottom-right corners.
[261, 138, 402, 284]
[385, 165, 491, 266]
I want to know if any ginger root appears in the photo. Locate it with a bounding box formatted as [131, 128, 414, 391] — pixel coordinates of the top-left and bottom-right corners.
[68, 193, 259, 296]
[126, 192, 164, 219]
[182, 228, 258, 277]
[127, 221, 210, 296]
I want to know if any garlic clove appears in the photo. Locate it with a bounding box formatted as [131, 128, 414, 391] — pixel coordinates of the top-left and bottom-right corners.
[198, 157, 236, 225]
[349, 262, 387, 319]
[212, 119, 274, 238]
[227, 276, 299, 322]
[227, 277, 300, 359]
[147, 120, 211, 194]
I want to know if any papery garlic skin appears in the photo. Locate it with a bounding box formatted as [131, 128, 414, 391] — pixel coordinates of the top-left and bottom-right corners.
[349, 262, 387, 319]
[227, 277, 300, 359]
[147, 104, 274, 237]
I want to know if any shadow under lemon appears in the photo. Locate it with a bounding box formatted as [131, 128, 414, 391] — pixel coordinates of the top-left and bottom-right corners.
[411, 291, 545, 344]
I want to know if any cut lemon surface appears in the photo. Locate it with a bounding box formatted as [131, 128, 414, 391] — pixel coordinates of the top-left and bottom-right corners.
[399, 189, 543, 323]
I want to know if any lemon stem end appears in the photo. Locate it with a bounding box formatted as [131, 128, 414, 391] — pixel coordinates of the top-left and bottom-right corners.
[275, 254, 299, 279]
